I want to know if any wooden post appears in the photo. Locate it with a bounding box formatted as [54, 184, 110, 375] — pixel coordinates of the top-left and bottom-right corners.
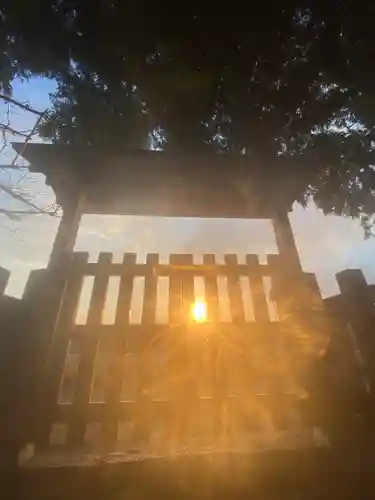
[271, 211, 304, 327]
[48, 189, 85, 269]
[33, 182, 84, 358]
[40, 187, 84, 382]
[334, 269, 375, 445]
[336, 269, 375, 395]
[272, 210, 303, 274]
[28, 188, 84, 451]
[0, 267, 10, 297]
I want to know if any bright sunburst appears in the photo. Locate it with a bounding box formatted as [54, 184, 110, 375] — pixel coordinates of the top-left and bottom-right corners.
[191, 299, 207, 323]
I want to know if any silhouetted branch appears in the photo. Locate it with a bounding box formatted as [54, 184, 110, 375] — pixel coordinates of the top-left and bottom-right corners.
[0, 95, 52, 217]
[0, 209, 58, 216]
[0, 164, 29, 169]
[0, 123, 30, 138]
[0, 182, 56, 217]
[10, 111, 49, 168]
[0, 93, 44, 116]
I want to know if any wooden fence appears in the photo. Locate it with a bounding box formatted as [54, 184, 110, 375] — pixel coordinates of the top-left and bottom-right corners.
[324, 271, 375, 406]
[0, 253, 374, 465]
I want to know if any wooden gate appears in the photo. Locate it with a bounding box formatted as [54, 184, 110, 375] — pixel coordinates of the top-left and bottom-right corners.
[10, 252, 328, 463]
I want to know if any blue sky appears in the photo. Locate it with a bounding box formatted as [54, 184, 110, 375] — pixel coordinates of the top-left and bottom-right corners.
[1, 77, 375, 299]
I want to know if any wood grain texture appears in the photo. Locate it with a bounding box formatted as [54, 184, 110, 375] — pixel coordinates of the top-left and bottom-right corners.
[68, 253, 112, 446]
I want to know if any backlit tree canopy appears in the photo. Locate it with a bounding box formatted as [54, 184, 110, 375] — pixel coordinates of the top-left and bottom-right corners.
[2, 1, 375, 232]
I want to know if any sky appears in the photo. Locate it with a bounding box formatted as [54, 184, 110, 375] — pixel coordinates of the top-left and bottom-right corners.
[1, 77, 375, 302]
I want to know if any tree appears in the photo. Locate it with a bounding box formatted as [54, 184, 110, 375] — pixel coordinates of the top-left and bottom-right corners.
[0, 92, 58, 219]
[2, 1, 375, 233]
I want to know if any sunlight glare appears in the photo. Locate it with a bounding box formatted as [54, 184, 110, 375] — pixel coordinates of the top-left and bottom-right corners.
[191, 299, 207, 323]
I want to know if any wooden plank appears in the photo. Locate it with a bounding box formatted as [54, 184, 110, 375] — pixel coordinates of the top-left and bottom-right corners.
[68, 252, 112, 446]
[267, 253, 313, 320]
[22, 269, 47, 302]
[202, 257, 225, 437]
[36, 252, 89, 448]
[302, 273, 324, 311]
[221, 254, 249, 435]
[168, 254, 195, 445]
[272, 210, 303, 274]
[0, 266, 10, 296]
[181, 254, 200, 442]
[48, 192, 84, 269]
[58, 401, 138, 423]
[21, 269, 50, 448]
[246, 254, 269, 322]
[72, 321, 283, 340]
[20, 143, 293, 218]
[83, 261, 270, 277]
[104, 254, 136, 447]
[115, 254, 137, 325]
[224, 254, 245, 323]
[267, 254, 288, 320]
[336, 270, 374, 316]
[132, 254, 159, 445]
[180, 254, 195, 321]
[203, 254, 219, 323]
[336, 269, 375, 395]
[169, 255, 183, 325]
[142, 254, 159, 325]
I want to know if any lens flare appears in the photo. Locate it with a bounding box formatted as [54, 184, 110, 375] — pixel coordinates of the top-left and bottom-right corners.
[191, 299, 207, 322]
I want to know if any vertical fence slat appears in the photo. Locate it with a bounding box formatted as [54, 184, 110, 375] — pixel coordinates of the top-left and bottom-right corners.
[169, 254, 184, 324]
[68, 252, 112, 446]
[180, 254, 195, 320]
[0, 267, 10, 297]
[203, 254, 219, 322]
[203, 255, 224, 436]
[168, 253, 195, 325]
[132, 254, 159, 445]
[266, 255, 310, 429]
[168, 254, 194, 445]
[21, 269, 50, 448]
[180, 254, 195, 444]
[224, 254, 245, 323]
[246, 254, 269, 321]
[267, 254, 288, 320]
[104, 254, 136, 447]
[142, 254, 158, 325]
[115, 254, 137, 325]
[223, 254, 246, 430]
[37, 252, 89, 448]
[168, 253, 195, 327]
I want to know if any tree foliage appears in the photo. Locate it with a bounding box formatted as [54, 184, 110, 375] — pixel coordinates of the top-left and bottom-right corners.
[2, 1, 375, 232]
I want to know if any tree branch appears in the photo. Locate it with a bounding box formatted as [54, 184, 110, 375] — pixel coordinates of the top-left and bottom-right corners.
[0, 93, 44, 116]
[0, 123, 30, 138]
[0, 164, 29, 169]
[0, 208, 58, 216]
[10, 109, 49, 168]
[0, 182, 56, 217]
[0, 93, 52, 216]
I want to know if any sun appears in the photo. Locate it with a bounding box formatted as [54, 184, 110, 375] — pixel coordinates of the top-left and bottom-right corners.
[191, 299, 207, 323]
